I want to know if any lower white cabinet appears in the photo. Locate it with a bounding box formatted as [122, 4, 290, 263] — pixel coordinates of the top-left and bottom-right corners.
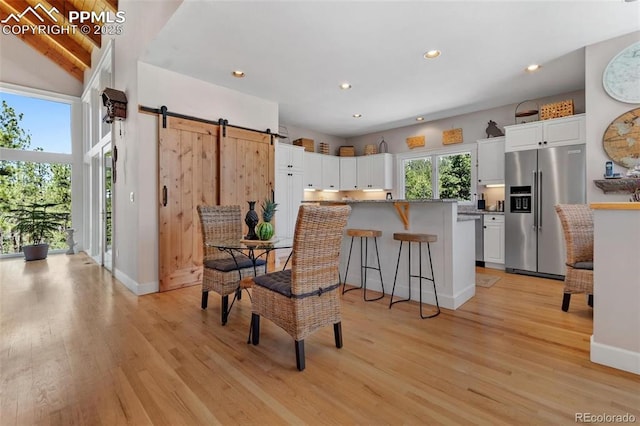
[483, 214, 505, 265]
[275, 168, 304, 238]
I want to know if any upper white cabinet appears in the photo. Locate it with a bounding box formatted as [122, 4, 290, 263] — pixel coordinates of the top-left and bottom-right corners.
[340, 157, 358, 190]
[321, 155, 340, 190]
[303, 152, 323, 190]
[505, 114, 585, 152]
[357, 153, 393, 190]
[277, 142, 304, 171]
[477, 136, 505, 185]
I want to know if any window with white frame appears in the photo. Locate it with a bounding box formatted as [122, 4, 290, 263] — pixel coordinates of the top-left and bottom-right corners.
[400, 147, 474, 203]
[0, 89, 75, 255]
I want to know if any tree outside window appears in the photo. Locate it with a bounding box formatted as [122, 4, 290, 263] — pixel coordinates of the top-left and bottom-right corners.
[403, 151, 471, 201]
[0, 99, 72, 254]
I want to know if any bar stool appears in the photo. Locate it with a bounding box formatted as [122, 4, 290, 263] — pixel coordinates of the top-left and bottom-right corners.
[342, 229, 385, 301]
[389, 232, 440, 319]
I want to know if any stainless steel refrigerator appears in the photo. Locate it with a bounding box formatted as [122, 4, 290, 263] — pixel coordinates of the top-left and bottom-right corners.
[505, 144, 586, 278]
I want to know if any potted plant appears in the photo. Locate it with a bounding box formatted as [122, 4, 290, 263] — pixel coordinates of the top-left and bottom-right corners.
[256, 198, 278, 241]
[8, 202, 68, 261]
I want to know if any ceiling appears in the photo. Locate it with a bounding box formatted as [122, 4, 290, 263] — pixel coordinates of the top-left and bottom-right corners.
[0, 0, 118, 81]
[143, 2, 639, 138]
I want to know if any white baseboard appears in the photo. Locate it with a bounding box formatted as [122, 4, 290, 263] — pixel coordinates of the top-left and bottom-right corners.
[113, 268, 159, 295]
[590, 335, 640, 375]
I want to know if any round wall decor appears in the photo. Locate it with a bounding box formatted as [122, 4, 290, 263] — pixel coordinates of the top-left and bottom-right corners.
[602, 107, 640, 168]
[602, 41, 640, 104]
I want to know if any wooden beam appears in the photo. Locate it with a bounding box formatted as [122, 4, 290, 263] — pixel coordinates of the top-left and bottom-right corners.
[0, 0, 92, 69]
[43, 0, 102, 47]
[0, 2, 84, 81]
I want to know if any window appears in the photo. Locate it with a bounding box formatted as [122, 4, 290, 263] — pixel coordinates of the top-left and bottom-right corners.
[401, 148, 473, 202]
[0, 91, 73, 255]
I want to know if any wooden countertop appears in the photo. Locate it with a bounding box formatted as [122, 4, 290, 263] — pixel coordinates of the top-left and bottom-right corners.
[590, 202, 640, 210]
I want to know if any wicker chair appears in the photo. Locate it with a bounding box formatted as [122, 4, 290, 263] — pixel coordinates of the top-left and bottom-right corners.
[250, 204, 352, 371]
[555, 204, 594, 312]
[197, 205, 266, 325]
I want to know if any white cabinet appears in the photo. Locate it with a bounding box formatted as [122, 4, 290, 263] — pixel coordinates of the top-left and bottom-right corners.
[275, 143, 305, 238]
[505, 114, 585, 152]
[357, 153, 393, 190]
[477, 136, 505, 185]
[321, 155, 340, 190]
[340, 157, 358, 190]
[483, 214, 504, 265]
[276, 142, 304, 171]
[303, 152, 322, 190]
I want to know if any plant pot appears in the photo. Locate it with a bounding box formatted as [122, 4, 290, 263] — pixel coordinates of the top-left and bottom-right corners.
[23, 243, 49, 261]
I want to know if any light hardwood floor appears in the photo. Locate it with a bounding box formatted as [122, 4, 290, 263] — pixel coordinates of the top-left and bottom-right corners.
[1, 253, 638, 425]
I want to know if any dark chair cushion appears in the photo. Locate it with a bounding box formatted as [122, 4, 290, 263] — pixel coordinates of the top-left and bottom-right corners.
[253, 270, 292, 298]
[571, 261, 593, 270]
[204, 254, 266, 272]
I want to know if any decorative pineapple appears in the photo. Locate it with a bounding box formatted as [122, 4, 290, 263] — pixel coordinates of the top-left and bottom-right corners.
[256, 198, 278, 240]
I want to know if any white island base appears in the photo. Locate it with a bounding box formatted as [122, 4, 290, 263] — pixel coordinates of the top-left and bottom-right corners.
[335, 200, 476, 310]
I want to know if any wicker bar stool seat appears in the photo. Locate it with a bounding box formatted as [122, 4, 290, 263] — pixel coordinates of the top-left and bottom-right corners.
[341, 228, 385, 301]
[389, 232, 440, 319]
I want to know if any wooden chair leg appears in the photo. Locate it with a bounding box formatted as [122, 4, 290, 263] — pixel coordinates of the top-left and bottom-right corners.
[562, 293, 571, 312]
[251, 314, 260, 345]
[201, 291, 209, 309]
[334, 322, 343, 348]
[295, 340, 305, 371]
[221, 295, 229, 325]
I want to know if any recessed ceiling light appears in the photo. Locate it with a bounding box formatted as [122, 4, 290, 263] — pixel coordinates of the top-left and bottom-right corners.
[340, 83, 352, 90]
[526, 64, 541, 72]
[416, 117, 425, 122]
[353, 113, 362, 118]
[232, 70, 245, 78]
[423, 50, 441, 59]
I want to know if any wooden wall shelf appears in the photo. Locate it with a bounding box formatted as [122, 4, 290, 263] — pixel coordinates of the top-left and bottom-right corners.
[593, 178, 640, 194]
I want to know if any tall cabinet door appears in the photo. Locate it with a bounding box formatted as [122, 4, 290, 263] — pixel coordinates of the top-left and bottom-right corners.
[219, 127, 275, 233]
[158, 117, 219, 292]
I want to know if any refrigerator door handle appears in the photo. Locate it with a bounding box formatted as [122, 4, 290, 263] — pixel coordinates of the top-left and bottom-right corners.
[538, 170, 542, 230]
[532, 170, 538, 230]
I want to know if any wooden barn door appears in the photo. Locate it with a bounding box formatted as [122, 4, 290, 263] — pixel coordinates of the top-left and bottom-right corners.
[219, 127, 274, 234]
[158, 117, 219, 292]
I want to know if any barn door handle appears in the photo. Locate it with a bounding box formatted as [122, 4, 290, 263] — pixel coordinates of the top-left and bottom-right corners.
[162, 185, 167, 206]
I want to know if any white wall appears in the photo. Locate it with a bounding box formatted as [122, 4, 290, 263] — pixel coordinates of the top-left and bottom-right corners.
[280, 123, 347, 156]
[0, 34, 83, 96]
[585, 31, 640, 203]
[346, 90, 585, 155]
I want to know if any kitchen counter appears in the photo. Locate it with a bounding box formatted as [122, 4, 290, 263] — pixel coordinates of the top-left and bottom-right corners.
[339, 200, 475, 310]
[458, 208, 505, 215]
[457, 215, 481, 222]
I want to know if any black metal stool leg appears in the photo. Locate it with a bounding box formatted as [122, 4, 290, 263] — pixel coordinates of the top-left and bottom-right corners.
[342, 236, 356, 294]
[419, 242, 440, 319]
[390, 241, 411, 308]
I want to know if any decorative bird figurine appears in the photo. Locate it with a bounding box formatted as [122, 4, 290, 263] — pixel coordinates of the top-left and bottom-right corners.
[486, 120, 504, 138]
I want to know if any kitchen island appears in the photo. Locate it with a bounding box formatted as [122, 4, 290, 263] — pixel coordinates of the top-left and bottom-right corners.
[330, 200, 475, 310]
